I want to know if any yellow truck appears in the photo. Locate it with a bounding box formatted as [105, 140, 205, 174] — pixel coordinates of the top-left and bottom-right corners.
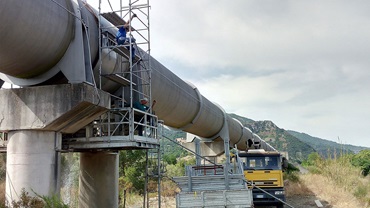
[238, 149, 287, 208]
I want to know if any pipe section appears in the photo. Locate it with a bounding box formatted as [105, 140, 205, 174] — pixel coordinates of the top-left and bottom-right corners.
[0, 0, 74, 78]
[0, 0, 265, 150]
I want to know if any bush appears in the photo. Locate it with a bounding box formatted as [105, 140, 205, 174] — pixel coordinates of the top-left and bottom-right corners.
[284, 171, 300, 183]
[8, 189, 68, 208]
[353, 185, 368, 198]
[351, 150, 370, 176]
[285, 163, 299, 174]
[283, 163, 300, 182]
[307, 166, 323, 174]
[163, 154, 177, 165]
[161, 180, 179, 197]
[302, 152, 322, 167]
[166, 164, 184, 178]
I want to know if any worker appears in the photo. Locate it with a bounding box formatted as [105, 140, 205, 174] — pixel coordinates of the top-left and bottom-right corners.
[133, 98, 149, 136]
[116, 13, 137, 60]
[133, 97, 149, 112]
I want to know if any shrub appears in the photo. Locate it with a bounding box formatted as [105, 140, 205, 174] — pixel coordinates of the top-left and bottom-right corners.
[283, 163, 300, 182]
[351, 150, 370, 176]
[302, 152, 322, 167]
[7, 189, 68, 208]
[284, 171, 300, 183]
[353, 185, 368, 198]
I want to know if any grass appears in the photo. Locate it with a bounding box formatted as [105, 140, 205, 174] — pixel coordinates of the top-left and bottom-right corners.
[303, 152, 370, 207]
[119, 179, 178, 208]
[284, 179, 313, 197]
[300, 174, 365, 208]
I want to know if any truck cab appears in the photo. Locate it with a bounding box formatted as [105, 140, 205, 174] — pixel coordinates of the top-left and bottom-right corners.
[238, 150, 286, 208]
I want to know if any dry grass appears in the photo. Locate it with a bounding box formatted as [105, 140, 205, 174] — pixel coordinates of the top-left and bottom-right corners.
[285, 179, 313, 197]
[160, 180, 180, 197]
[300, 173, 366, 208]
[311, 156, 370, 206]
[122, 194, 176, 208]
[0, 181, 5, 207]
[122, 193, 143, 207]
[120, 179, 178, 208]
[148, 196, 176, 208]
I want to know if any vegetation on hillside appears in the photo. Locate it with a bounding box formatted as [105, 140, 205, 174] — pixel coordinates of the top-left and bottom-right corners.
[288, 130, 368, 157]
[230, 113, 316, 162]
[160, 128, 188, 165]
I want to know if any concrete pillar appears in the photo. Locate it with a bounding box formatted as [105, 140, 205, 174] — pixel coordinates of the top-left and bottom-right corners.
[79, 152, 119, 208]
[6, 130, 61, 203]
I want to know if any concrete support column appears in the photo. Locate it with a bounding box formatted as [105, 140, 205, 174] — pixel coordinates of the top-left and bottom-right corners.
[79, 152, 119, 208]
[6, 130, 61, 203]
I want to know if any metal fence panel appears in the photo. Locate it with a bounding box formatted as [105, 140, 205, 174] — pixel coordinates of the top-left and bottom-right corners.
[177, 189, 253, 208]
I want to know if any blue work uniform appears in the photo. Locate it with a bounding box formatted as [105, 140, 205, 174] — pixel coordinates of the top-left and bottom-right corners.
[116, 26, 136, 60]
[116, 27, 127, 45]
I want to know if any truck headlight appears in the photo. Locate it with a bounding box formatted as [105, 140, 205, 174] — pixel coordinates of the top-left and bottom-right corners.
[274, 191, 285, 195]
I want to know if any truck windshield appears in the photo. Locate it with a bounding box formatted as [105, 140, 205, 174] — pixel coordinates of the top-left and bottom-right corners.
[242, 156, 281, 170]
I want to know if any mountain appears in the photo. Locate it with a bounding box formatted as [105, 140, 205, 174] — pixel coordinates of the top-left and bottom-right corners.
[229, 114, 316, 162]
[163, 113, 368, 163]
[229, 113, 369, 161]
[287, 130, 368, 156]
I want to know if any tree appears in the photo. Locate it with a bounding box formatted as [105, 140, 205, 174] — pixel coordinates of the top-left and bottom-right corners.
[351, 150, 370, 176]
[119, 150, 146, 193]
[163, 153, 177, 165]
[118, 150, 147, 208]
[302, 152, 322, 166]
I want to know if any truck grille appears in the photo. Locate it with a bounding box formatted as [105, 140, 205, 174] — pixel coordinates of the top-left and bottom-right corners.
[250, 180, 278, 186]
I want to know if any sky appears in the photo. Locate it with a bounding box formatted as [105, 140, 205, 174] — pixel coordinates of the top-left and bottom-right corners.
[40, 1, 370, 146]
[146, 0, 370, 147]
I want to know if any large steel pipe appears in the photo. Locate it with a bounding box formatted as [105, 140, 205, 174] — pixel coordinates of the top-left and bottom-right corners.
[0, 0, 74, 78]
[150, 58, 252, 149]
[0, 1, 265, 150]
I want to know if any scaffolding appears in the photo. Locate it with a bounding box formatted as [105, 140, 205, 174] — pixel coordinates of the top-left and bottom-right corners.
[95, 1, 162, 207]
[56, 0, 163, 206]
[97, 0, 154, 141]
[62, 0, 158, 151]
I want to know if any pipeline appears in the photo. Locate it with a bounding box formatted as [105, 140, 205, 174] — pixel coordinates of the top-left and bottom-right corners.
[0, 0, 274, 151]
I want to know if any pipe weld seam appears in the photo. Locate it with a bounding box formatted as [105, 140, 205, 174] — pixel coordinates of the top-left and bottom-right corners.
[234, 125, 244, 145]
[179, 87, 203, 131]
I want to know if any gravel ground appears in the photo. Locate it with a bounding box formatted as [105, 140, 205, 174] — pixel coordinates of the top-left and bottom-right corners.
[254, 195, 331, 208]
[285, 195, 331, 208]
[146, 194, 332, 208]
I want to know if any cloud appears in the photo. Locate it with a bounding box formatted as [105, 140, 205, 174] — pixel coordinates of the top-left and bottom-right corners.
[88, 0, 370, 146]
[191, 72, 370, 146]
[151, 0, 370, 72]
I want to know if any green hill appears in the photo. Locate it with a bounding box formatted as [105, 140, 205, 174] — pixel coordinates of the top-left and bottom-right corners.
[229, 114, 316, 162]
[287, 130, 368, 156]
[162, 113, 368, 163]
